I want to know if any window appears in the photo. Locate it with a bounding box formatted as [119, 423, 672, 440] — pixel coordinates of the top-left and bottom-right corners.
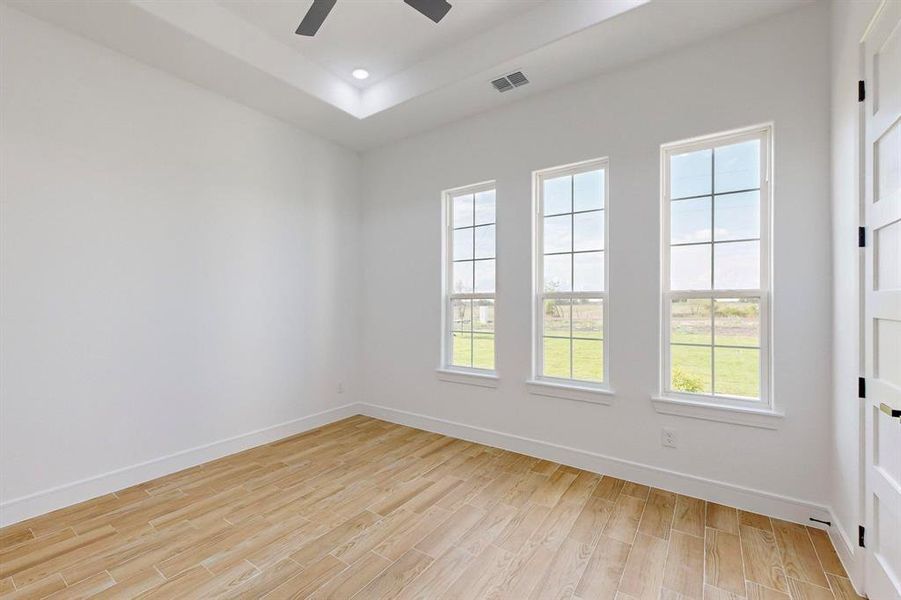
[534, 159, 609, 386]
[661, 125, 771, 405]
[442, 182, 496, 372]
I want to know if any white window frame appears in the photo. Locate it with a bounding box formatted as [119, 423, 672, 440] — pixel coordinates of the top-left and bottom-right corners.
[532, 157, 611, 391]
[660, 124, 773, 409]
[440, 180, 497, 377]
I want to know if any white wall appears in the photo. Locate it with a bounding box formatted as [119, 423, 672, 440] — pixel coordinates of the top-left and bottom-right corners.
[0, 0, 843, 535]
[828, 0, 881, 587]
[360, 4, 833, 519]
[0, 6, 362, 524]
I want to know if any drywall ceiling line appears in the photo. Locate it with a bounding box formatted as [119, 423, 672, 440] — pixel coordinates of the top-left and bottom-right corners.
[132, 0, 364, 117]
[358, 0, 649, 118]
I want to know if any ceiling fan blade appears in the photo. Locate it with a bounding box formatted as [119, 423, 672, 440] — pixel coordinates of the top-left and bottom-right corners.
[296, 0, 337, 36]
[404, 0, 452, 24]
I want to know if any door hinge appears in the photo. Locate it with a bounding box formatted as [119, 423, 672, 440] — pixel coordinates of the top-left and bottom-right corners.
[858, 525, 865, 548]
[859, 377, 866, 399]
[859, 226, 866, 248]
[858, 80, 866, 102]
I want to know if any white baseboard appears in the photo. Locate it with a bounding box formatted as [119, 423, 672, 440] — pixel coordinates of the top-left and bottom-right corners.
[1, 400, 834, 541]
[0, 403, 359, 527]
[357, 402, 832, 527]
[828, 509, 866, 595]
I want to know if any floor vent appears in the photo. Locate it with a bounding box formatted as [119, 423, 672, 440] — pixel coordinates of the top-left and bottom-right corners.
[491, 70, 529, 93]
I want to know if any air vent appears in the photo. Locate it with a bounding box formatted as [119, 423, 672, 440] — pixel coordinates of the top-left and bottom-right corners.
[491, 77, 514, 93]
[491, 70, 529, 93]
[507, 71, 529, 87]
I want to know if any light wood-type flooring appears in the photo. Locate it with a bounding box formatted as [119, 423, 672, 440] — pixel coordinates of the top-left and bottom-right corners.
[0, 416, 862, 599]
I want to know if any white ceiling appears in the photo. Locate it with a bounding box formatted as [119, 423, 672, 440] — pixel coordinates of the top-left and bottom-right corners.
[217, 0, 546, 87]
[6, 0, 810, 150]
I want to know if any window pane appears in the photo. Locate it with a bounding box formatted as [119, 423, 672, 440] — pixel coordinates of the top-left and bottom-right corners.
[671, 345, 712, 394]
[714, 298, 759, 347]
[574, 251, 604, 292]
[453, 260, 473, 293]
[445, 186, 495, 374]
[671, 197, 711, 244]
[714, 191, 759, 241]
[671, 244, 711, 290]
[452, 332, 472, 367]
[544, 254, 572, 292]
[450, 299, 472, 332]
[473, 333, 495, 370]
[474, 259, 495, 293]
[543, 337, 570, 378]
[714, 139, 760, 194]
[671, 148, 712, 199]
[473, 299, 495, 332]
[453, 227, 473, 260]
[573, 339, 603, 382]
[714, 241, 759, 289]
[573, 299, 603, 339]
[474, 225, 495, 259]
[544, 175, 572, 215]
[573, 211, 604, 251]
[453, 194, 473, 228]
[574, 169, 604, 211]
[474, 189, 495, 225]
[714, 347, 759, 398]
[543, 299, 571, 336]
[544, 215, 571, 254]
[671, 298, 712, 345]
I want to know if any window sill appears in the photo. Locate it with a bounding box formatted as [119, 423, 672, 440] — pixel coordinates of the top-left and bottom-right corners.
[526, 380, 613, 405]
[651, 396, 784, 430]
[435, 368, 499, 388]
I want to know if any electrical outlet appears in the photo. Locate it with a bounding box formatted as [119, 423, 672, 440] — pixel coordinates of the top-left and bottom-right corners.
[337, 382, 344, 394]
[661, 428, 677, 448]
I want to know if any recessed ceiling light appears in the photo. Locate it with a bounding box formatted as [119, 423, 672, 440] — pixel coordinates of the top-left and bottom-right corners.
[352, 69, 370, 80]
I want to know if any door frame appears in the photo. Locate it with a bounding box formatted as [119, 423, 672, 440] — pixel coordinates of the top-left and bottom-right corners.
[859, 1, 901, 599]
[847, 2, 890, 596]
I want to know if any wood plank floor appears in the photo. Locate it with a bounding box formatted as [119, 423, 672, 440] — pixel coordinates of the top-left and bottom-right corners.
[0, 416, 862, 599]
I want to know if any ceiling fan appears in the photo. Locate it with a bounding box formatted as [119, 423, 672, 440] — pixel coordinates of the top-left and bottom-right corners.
[296, 0, 452, 36]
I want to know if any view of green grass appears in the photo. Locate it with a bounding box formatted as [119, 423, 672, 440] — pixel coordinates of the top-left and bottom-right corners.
[452, 332, 495, 370]
[540, 299, 604, 382]
[543, 337, 603, 381]
[670, 298, 760, 398]
[671, 345, 758, 397]
[451, 298, 760, 398]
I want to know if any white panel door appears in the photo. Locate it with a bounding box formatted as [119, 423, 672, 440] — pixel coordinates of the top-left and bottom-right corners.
[864, 2, 901, 599]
